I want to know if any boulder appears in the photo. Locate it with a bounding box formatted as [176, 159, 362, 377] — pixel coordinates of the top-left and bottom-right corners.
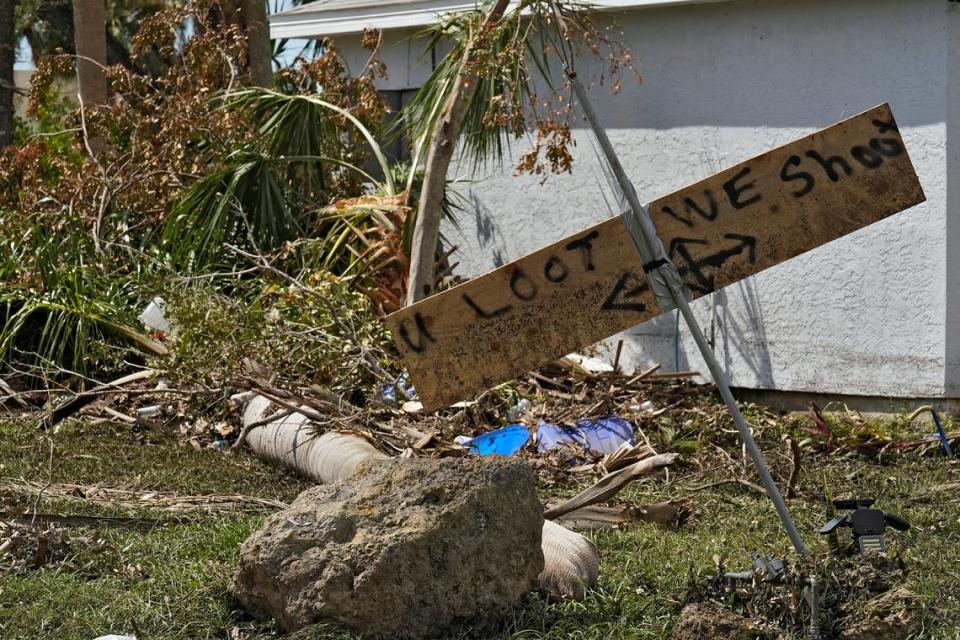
[232, 457, 544, 638]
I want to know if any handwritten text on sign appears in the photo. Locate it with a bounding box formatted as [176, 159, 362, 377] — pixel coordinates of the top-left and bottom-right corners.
[385, 104, 925, 410]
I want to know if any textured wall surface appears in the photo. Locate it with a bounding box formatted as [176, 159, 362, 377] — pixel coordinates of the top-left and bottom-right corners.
[336, 29, 446, 91]
[947, 2, 960, 398]
[342, 0, 953, 398]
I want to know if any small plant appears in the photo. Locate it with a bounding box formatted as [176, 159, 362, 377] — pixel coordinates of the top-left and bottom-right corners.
[164, 274, 394, 400]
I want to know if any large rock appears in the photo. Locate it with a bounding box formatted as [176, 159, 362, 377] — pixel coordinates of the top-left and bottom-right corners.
[232, 457, 544, 638]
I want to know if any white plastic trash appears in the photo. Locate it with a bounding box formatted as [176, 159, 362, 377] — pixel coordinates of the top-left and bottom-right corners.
[93, 635, 136, 640]
[401, 400, 423, 413]
[137, 405, 162, 419]
[565, 353, 614, 374]
[505, 399, 532, 421]
[138, 296, 172, 335]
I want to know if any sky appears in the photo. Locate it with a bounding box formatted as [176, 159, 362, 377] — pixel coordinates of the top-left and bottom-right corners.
[15, 37, 33, 70]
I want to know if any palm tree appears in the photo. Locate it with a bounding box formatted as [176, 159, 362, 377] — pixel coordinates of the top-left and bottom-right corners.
[19, 0, 166, 74]
[239, 0, 272, 86]
[71, 0, 107, 106]
[212, 0, 272, 86]
[0, 0, 15, 147]
[404, 0, 510, 304]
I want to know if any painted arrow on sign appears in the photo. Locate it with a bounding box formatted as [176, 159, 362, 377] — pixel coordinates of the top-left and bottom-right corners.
[385, 104, 926, 411]
[671, 233, 757, 295]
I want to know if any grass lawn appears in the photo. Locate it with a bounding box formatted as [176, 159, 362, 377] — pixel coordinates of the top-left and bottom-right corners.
[0, 412, 957, 640]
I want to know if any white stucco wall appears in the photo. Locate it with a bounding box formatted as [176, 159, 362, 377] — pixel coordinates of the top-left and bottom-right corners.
[336, 29, 443, 91]
[340, 0, 955, 399]
[947, 1, 960, 398]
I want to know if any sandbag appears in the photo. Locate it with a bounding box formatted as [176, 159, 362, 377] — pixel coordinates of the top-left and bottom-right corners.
[539, 519, 600, 599]
[242, 396, 388, 483]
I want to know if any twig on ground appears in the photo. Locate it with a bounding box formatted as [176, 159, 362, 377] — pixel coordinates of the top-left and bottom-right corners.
[624, 363, 661, 386]
[645, 370, 701, 381]
[101, 406, 137, 424]
[1, 480, 288, 512]
[240, 375, 358, 422]
[0, 511, 183, 531]
[43, 369, 160, 429]
[685, 478, 768, 497]
[786, 434, 802, 498]
[0, 378, 29, 409]
[30, 437, 55, 525]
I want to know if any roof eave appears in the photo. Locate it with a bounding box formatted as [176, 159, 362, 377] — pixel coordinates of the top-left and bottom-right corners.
[271, 1, 480, 39]
[270, 0, 728, 40]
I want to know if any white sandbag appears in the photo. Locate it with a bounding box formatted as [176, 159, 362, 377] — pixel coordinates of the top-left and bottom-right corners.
[242, 396, 388, 483]
[539, 519, 600, 599]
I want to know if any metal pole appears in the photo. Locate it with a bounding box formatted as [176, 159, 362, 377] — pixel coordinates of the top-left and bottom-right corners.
[568, 70, 808, 556]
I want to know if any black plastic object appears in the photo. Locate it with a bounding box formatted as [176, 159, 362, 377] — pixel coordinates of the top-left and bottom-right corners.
[723, 555, 788, 583]
[819, 498, 909, 554]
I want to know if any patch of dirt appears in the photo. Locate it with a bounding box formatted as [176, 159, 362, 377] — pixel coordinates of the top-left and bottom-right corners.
[0, 520, 73, 573]
[840, 587, 921, 640]
[825, 554, 921, 639]
[682, 552, 923, 640]
[671, 603, 771, 640]
[0, 519, 107, 574]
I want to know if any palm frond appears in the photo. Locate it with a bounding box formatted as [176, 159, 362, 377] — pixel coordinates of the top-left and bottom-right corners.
[163, 150, 296, 269]
[398, 6, 539, 171]
[226, 88, 396, 195]
[0, 280, 155, 379]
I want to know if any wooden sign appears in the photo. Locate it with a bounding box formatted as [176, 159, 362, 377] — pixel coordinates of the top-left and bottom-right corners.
[385, 104, 925, 410]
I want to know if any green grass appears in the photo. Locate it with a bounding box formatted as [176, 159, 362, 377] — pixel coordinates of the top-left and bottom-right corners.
[0, 416, 958, 640]
[0, 420, 312, 500]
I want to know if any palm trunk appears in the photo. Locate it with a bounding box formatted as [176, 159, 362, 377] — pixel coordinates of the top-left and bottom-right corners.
[0, 0, 16, 147]
[71, 0, 107, 106]
[240, 0, 272, 87]
[404, 0, 511, 305]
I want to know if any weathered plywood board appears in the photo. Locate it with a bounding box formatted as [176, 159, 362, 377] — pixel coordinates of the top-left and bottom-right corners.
[385, 104, 925, 410]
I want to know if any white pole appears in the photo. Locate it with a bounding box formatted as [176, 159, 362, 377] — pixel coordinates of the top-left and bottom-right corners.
[568, 70, 808, 556]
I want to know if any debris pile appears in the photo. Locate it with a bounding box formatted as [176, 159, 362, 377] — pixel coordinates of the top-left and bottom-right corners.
[0, 520, 73, 573]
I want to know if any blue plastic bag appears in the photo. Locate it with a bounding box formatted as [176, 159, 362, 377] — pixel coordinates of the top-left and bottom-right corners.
[377, 373, 417, 404]
[576, 416, 635, 455]
[536, 416, 634, 455]
[466, 424, 530, 456]
[535, 421, 586, 453]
